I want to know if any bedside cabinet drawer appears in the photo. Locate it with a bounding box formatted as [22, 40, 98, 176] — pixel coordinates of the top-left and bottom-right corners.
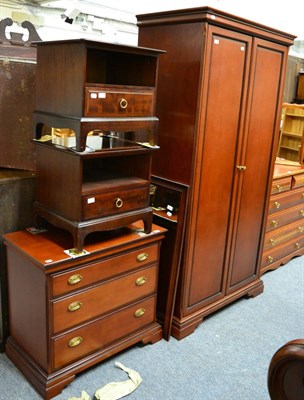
[268, 187, 304, 214]
[265, 203, 304, 232]
[263, 219, 304, 251]
[51, 243, 159, 297]
[82, 184, 149, 220]
[53, 296, 156, 370]
[52, 264, 157, 333]
[84, 86, 154, 117]
[271, 177, 291, 195]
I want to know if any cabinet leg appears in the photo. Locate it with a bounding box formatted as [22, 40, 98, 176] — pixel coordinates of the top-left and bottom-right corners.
[246, 280, 264, 298]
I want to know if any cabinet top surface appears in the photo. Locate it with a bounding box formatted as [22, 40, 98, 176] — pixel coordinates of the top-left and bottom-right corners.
[35, 38, 165, 56]
[3, 223, 166, 271]
[273, 162, 304, 179]
[137, 6, 296, 45]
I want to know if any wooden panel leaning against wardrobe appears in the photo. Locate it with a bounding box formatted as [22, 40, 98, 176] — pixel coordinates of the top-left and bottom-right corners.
[137, 7, 295, 339]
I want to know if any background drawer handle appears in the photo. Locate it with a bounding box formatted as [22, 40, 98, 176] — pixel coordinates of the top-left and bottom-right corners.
[271, 220, 278, 228]
[276, 185, 282, 192]
[267, 256, 274, 263]
[134, 308, 145, 318]
[295, 242, 301, 250]
[136, 276, 147, 286]
[119, 98, 128, 109]
[269, 239, 276, 246]
[137, 252, 148, 262]
[300, 210, 304, 217]
[68, 274, 83, 285]
[68, 301, 83, 312]
[115, 198, 123, 208]
[68, 336, 83, 347]
[299, 226, 304, 233]
[274, 201, 281, 209]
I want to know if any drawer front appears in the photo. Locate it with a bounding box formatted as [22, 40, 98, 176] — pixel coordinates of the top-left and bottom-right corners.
[263, 219, 304, 251]
[82, 185, 149, 220]
[52, 264, 157, 333]
[265, 203, 304, 232]
[293, 173, 304, 189]
[271, 177, 291, 195]
[260, 236, 304, 268]
[268, 187, 304, 214]
[53, 296, 156, 370]
[84, 86, 154, 117]
[51, 244, 159, 297]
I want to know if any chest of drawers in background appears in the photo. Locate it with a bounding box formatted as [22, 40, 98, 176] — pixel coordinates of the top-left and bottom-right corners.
[3, 223, 165, 400]
[260, 163, 304, 275]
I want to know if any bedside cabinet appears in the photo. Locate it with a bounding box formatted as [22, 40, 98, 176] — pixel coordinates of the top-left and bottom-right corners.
[3, 223, 165, 399]
[260, 164, 304, 274]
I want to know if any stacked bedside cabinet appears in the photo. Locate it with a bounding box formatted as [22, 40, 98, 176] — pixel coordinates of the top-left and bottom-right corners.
[3, 224, 166, 399]
[260, 163, 304, 274]
[33, 39, 164, 251]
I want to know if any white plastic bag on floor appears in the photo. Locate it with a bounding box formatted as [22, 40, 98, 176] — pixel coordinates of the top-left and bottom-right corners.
[95, 362, 143, 399]
[68, 362, 142, 400]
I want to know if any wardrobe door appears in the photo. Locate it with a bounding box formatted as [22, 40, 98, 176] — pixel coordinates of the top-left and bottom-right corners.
[185, 27, 252, 312]
[226, 38, 288, 292]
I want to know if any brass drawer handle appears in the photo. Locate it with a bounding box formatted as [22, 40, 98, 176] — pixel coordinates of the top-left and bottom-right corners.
[276, 185, 282, 192]
[115, 198, 123, 208]
[68, 336, 83, 347]
[295, 242, 301, 250]
[298, 226, 304, 233]
[68, 301, 83, 312]
[274, 201, 281, 209]
[271, 220, 278, 228]
[136, 276, 147, 286]
[137, 252, 148, 262]
[267, 256, 274, 263]
[300, 210, 304, 217]
[68, 274, 83, 285]
[269, 239, 276, 246]
[134, 308, 145, 318]
[119, 98, 128, 110]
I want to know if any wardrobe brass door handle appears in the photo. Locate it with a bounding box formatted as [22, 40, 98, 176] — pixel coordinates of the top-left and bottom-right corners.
[68, 336, 83, 347]
[68, 301, 83, 312]
[236, 165, 247, 171]
[68, 274, 83, 285]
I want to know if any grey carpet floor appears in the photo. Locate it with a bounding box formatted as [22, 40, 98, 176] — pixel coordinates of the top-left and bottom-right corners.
[0, 256, 303, 400]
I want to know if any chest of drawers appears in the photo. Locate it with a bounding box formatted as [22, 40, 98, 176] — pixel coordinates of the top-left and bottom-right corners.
[3, 223, 165, 399]
[260, 164, 304, 274]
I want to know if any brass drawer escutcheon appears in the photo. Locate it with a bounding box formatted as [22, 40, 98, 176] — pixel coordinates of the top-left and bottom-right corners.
[135, 276, 147, 286]
[134, 308, 145, 318]
[267, 256, 274, 263]
[68, 336, 83, 347]
[68, 301, 83, 312]
[137, 252, 148, 262]
[119, 98, 128, 109]
[68, 274, 83, 285]
[115, 198, 123, 208]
